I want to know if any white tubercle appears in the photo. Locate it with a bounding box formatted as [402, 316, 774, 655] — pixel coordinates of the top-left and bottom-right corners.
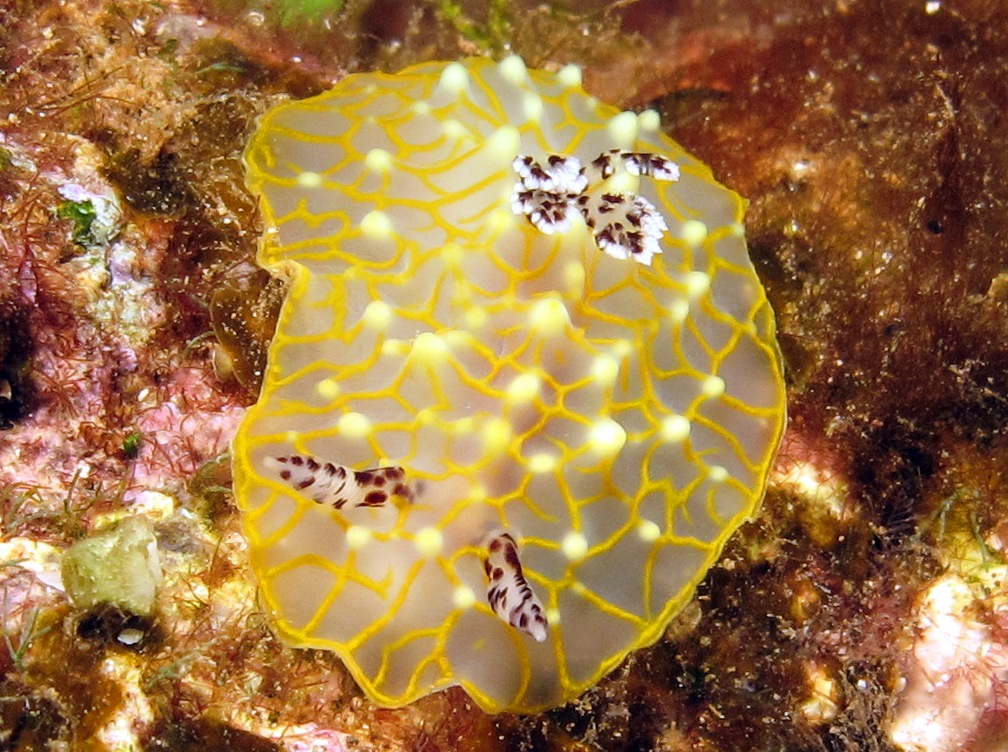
[436, 61, 471, 97]
[497, 55, 530, 85]
[607, 111, 639, 149]
[557, 63, 582, 88]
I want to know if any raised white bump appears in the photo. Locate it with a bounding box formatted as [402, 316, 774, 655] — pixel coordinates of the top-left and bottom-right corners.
[561, 531, 588, 561]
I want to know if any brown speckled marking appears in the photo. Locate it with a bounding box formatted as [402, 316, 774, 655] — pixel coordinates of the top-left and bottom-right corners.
[266, 454, 413, 509]
[511, 150, 677, 265]
[482, 530, 548, 642]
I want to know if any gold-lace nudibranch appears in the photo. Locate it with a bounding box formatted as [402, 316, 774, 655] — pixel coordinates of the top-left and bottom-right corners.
[232, 55, 786, 714]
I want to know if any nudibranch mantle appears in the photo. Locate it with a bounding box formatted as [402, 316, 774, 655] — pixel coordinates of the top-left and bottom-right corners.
[233, 55, 786, 714]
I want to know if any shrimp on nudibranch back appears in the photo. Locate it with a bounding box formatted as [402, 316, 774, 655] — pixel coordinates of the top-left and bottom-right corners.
[231, 55, 787, 714]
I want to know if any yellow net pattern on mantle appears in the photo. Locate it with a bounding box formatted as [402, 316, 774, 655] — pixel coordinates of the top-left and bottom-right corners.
[232, 56, 786, 713]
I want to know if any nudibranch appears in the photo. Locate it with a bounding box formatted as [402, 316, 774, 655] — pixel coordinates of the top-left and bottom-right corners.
[232, 55, 786, 714]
